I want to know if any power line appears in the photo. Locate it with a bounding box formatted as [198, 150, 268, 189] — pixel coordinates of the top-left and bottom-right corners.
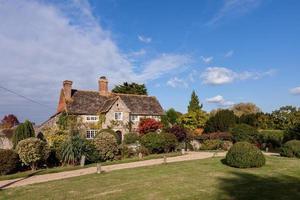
[0, 85, 55, 110]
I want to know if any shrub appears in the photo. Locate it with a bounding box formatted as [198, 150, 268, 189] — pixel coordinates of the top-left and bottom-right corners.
[136, 146, 150, 156]
[167, 125, 188, 142]
[200, 140, 222, 150]
[138, 118, 162, 135]
[231, 124, 259, 143]
[284, 123, 300, 142]
[0, 149, 20, 175]
[60, 134, 91, 165]
[140, 132, 178, 153]
[124, 132, 139, 144]
[225, 142, 265, 168]
[259, 130, 284, 148]
[12, 120, 35, 148]
[280, 140, 300, 158]
[205, 110, 237, 132]
[93, 132, 118, 161]
[16, 138, 50, 170]
[119, 144, 136, 158]
[197, 132, 232, 141]
[99, 129, 121, 145]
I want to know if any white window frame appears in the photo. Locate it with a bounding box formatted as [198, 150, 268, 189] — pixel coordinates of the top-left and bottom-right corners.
[85, 115, 99, 122]
[86, 130, 97, 139]
[130, 114, 139, 122]
[114, 112, 123, 121]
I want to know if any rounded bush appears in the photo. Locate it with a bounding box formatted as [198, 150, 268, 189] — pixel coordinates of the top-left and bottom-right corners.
[93, 132, 118, 161]
[16, 137, 50, 170]
[280, 140, 300, 158]
[225, 142, 265, 168]
[140, 132, 177, 153]
[99, 129, 121, 144]
[124, 132, 139, 144]
[0, 149, 20, 175]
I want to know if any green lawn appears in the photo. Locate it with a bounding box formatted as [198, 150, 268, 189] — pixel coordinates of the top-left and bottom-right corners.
[1, 156, 300, 200]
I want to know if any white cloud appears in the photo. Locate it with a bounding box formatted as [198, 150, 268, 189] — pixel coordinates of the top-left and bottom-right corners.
[201, 56, 213, 64]
[0, 0, 190, 123]
[290, 87, 300, 95]
[208, 0, 262, 25]
[138, 54, 192, 81]
[224, 50, 234, 57]
[138, 35, 152, 43]
[201, 67, 235, 85]
[167, 77, 188, 88]
[206, 95, 234, 107]
[201, 67, 275, 85]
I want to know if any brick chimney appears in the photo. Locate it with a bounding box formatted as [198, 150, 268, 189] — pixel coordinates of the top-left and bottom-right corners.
[63, 80, 73, 101]
[98, 76, 109, 95]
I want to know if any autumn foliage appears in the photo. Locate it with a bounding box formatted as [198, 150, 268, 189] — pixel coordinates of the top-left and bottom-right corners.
[138, 118, 162, 135]
[1, 114, 19, 128]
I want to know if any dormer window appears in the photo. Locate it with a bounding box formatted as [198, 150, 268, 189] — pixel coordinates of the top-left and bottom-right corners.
[86, 115, 99, 122]
[114, 112, 123, 121]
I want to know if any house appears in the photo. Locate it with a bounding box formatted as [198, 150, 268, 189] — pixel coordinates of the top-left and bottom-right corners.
[40, 76, 164, 140]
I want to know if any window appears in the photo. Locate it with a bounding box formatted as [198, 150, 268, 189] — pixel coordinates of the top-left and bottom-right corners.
[86, 130, 97, 139]
[86, 115, 98, 122]
[130, 115, 139, 122]
[114, 112, 123, 121]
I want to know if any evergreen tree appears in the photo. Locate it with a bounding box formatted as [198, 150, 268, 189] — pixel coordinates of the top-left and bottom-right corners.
[12, 120, 35, 148]
[187, 90, 202, 113]
[112, 82, 148, 95]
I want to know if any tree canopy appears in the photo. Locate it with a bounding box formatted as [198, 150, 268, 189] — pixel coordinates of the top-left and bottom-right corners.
[1, 114, 19, 129]
[231, 103, 261, 117]
[12, 120, 35, 148]
[112, 82, 148, 95]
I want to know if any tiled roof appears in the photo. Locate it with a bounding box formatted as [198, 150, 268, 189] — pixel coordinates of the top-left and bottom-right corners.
[65, 90, 164, 115]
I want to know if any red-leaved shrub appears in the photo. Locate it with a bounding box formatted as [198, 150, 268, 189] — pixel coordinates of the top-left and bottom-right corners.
[138, 118, 162, 135]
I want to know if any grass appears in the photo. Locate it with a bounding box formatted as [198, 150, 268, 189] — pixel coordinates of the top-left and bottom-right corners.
[0, 152, 181, 181]
[1, 156, 300, 200]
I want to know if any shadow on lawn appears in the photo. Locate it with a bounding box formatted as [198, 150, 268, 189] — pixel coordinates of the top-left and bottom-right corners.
[217, 171, 300, 200]
[0, 170, 43, 190]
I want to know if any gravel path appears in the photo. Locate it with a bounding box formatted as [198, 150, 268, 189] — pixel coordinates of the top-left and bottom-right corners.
[0, 151, 225, 189]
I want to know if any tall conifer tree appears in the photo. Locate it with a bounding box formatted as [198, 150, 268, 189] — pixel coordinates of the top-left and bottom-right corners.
[188, 90, 202, 113]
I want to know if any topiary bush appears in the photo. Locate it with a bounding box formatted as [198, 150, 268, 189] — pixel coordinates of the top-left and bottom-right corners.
[0, 149, 20, 175]
[280, 140, 300, 158]
[93, 132, 118, 161]
[225, 142, 265, 168]
[231, 124, 259, 143]
[123, 132, 139, 144]
[200, 139, 222, 150]
[140, 132, 177, 153]
[16, 138, 50, 170]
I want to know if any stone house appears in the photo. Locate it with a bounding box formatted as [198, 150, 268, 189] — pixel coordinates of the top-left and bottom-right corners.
[40, 76, 164, 140]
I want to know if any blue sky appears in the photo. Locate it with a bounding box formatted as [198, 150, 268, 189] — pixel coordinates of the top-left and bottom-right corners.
[0, 0, 300, 123]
